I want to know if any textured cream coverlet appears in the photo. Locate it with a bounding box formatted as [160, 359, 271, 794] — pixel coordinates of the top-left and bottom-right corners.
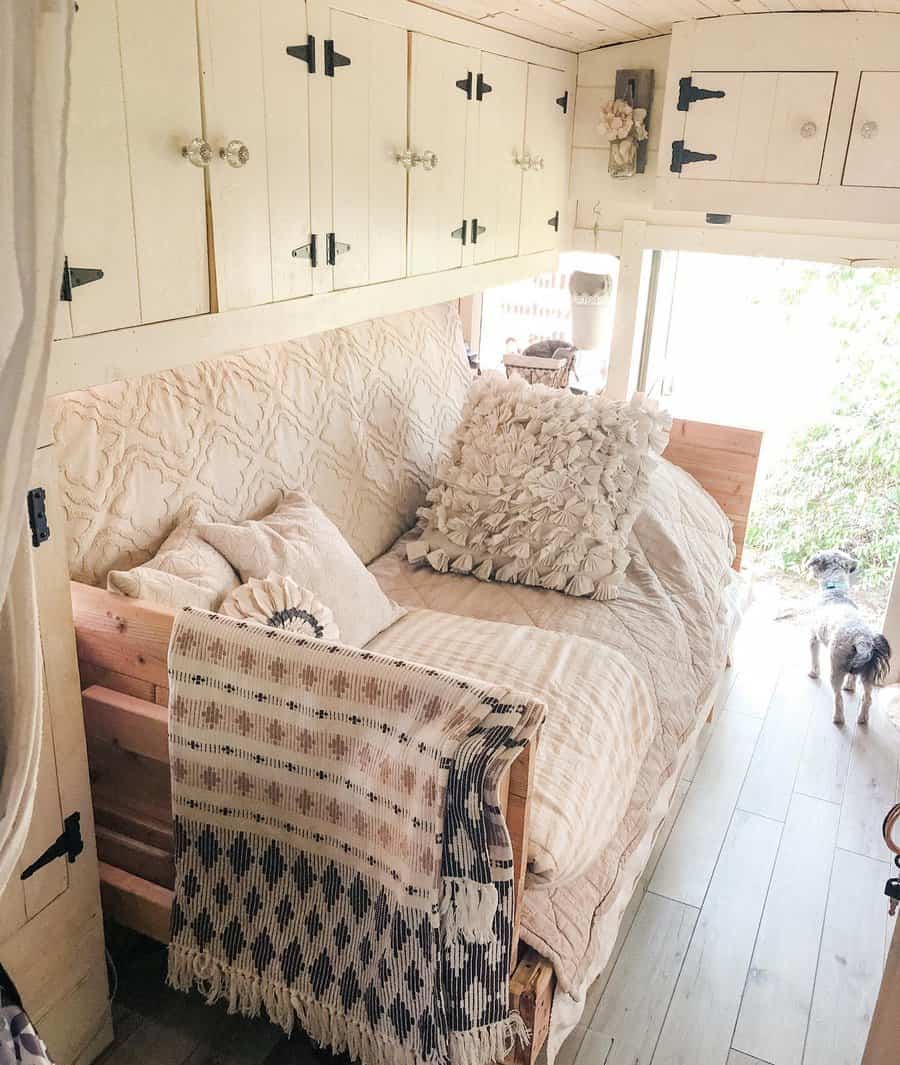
[166, 608, 543, 1065]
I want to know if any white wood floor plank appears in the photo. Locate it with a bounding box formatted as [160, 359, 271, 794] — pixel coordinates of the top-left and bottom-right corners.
[803, 848, 889, 1065]
[572, 1030, 614, 1065]
[837, 704, 900, 860]
[649, 712, 762, 907]
[652, 810, 782, 1065]
[590, 893, 697, 1065]
[738, 669, 815, 822]
[728, 1052, 773, 1065]
[794, 691, 856, 805]
[556, 1025, 590, 1065]
[725, 663, 780, 720]
[732, 793, 840, 1065]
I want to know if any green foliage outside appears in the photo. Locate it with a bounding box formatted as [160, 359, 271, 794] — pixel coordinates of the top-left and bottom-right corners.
[746, 265, 900, 592]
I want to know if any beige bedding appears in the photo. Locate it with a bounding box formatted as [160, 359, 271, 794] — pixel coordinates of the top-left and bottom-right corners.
[369, 459, 742, 1052]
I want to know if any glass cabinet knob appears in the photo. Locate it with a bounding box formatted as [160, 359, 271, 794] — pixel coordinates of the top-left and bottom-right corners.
[181, 137, 212, 167]
[220, 139, 250, 167]
[800, 121, 817, 139]
[860, 121, 879, 140]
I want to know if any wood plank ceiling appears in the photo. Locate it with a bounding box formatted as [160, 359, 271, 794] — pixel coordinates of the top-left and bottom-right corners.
[412, 0, 896, 51]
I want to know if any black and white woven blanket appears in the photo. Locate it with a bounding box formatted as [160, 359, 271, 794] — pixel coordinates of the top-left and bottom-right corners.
[166, 609, 544, 1065]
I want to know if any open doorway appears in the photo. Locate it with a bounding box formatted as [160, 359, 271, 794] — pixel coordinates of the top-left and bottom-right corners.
[640, 250, 899, 627]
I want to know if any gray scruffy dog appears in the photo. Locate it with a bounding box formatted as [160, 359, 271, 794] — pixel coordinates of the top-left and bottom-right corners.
[807, 550, 891, 725]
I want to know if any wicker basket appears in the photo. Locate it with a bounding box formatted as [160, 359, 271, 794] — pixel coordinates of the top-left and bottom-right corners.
[503, 342, 576, 389]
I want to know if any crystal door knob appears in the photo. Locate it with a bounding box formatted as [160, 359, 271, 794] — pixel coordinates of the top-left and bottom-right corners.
[861, 121, 879, 140]
[396, 149, 416, 169]
[530, 155, 544, 171]
[515, 153, 532, 170]
[220, 139, 250, 167]
[800, 121, 817, 139]
[181, 137, 212, 167]
[419, 149, 438, 171]
[395, 149, 438, 170]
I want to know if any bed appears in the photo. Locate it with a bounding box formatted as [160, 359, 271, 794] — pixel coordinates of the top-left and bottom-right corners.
[48, 303, 761, 1062]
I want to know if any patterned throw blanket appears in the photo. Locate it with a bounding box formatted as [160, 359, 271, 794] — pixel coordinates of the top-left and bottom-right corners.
[166, 608, 544, 1065]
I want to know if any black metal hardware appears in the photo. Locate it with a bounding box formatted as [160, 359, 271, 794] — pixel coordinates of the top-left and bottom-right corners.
[670, 140, 717, 173]
[556, 90, 569, 114]
[286, 34, 316, 72]
[456, 71, 473, 99]
[325, 233, 351, 265]
[885, 858, 900, 916]
[705, 212, 732, 225]
[292, 234, 318, 268]
[547, 210, 560, 232]
[476, 73, 492, 101]
[20, 812, 83, 881]
[451, 220, 468, 245]
[59, 256, 103, 302]
[470, 219, 486, 244]
[677, 76, 726, 112]
[323, 39, 351, 77]
[26, 487, 50, 548]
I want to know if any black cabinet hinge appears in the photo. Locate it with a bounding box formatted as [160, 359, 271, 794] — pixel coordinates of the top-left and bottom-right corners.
[26, 487, 50, 548]
[547, 210, 560, 232]
[556, 90, 569, 113]
[476, 73, 492, 101]
[456, 71, 473, 99]
[59, 256, 103, 302]
[323, 39, 350, 76]
[670, 140, 717, 173]
[326, 233, 350, 266]
[292, 234, 318, 268]
[470, 219, 486, 244]
[451, 220, 468, 245]
[21, 812, 83, 881]
[286, 34, 316, 72]
[677, 76, 726, 112]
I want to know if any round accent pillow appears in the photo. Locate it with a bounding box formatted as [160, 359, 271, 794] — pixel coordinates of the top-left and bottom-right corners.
[219, 574, 339, 641]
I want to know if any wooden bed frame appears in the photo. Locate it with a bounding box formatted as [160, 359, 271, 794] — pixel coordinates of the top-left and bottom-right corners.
[68, 418, 762, 1065]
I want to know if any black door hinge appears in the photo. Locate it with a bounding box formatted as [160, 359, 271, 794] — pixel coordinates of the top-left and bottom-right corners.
[556, 90, 569, 113]
[677, 76, 726, 112]
[476, 73, 492, 101]
[670, 140, 717, 173]
[547, 210, 560, 232]
[292, 234, 318, 268]
[326, 233, 351, 266]
[451, 220, 468, 245]
[21, 812, 83, 881]
[456, 71, 473, 99]
[59, 256, 103, 302]
[323, 39, 351, 76]
[26, 487, 50, 548]
[286, 34, 316, 72]
[470, 219, 486, 244]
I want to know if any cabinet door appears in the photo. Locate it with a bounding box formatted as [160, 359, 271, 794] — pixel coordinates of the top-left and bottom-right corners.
[519, 64, 573, 256]
[472, 53, 528, 265]
[328, 10, 408, 289]
[408, 34, 478, 276]
[679, 71, 834, 184]
[0, 448, 112, 1065]
[843, 72, 900, 188]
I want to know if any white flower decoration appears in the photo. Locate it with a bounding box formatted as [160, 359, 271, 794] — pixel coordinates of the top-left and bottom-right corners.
[219, 573, 339, 641]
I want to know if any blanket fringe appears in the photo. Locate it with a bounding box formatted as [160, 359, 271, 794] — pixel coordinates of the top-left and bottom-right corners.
[449, 1012, 530, 1065]
[440, 878, 498, 944]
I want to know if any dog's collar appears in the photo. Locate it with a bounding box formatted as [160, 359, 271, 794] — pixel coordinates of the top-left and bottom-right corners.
[824, 579, 849, 591]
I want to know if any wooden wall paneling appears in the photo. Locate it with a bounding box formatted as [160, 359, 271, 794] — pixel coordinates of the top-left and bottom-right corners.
[408, 33, 478, 275]
[198, 0, 273, 311]
[261, 0, 315, 302]
[329, 10, 409, 288]
[64, 0, 141, 336]
[472, 52, 528, 264]
[116, 0, 210, 324]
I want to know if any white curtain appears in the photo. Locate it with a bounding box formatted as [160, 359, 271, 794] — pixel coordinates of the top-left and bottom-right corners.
[0, 1, 72, 895]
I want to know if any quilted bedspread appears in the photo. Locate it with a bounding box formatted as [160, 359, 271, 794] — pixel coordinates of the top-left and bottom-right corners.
[368, 459, 742, 1054]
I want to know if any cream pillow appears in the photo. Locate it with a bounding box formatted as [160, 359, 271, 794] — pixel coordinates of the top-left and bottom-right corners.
[409, 375, 672, 600]
[106, 509, 239, 610]
[219, 574, 339, 641]
[197, 492, 404, 647]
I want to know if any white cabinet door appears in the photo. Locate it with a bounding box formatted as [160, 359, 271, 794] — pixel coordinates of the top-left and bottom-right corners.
[519, 64, 573, 256]
[326, 10, 408, 290]
[472, 53, 528, 265]
[408, 34, 479, 276]
[679, 71, 835, 184]
[843, 72, 900, 188]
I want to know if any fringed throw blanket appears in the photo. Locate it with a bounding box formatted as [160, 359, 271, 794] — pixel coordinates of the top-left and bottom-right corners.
[166, 608, 544, 1065]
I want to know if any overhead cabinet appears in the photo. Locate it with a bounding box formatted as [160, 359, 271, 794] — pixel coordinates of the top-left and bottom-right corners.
[843, 72, 900, 188]
[520, 64, 574, 255]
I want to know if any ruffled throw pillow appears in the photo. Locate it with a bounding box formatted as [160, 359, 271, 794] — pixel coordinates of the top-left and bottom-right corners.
[408, 375, 672, 600]
[219, 575, 339, 640]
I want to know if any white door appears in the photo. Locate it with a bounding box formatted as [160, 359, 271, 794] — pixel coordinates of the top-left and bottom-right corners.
[843, 72, 900, 188]
[326, 9, 408, 289]
[678, 71, 835, 184]
[472, 53, 528, 265]
[408, 33, 479, 276]
[519, 64, 573, 256]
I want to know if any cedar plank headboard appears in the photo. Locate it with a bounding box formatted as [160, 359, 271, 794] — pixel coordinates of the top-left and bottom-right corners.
[663, 418, 763, 570]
